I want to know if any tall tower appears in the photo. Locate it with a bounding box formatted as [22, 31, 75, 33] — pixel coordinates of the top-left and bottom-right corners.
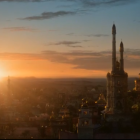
[120, 42, 124, 72]
[112, 24, 116, 73]
[106, 24, 128, 114]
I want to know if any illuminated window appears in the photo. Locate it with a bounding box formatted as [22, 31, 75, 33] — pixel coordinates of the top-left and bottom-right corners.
[83, 111, 88, 115]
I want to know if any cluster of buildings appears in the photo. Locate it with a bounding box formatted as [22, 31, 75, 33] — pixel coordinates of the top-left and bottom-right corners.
[59, 24, 140, 139]
[0, 78, 104, 139]
[134, 74, 140, 91]
[0, 24, 140, 139]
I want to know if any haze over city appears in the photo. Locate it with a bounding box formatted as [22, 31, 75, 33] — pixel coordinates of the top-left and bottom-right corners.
[0, 0, 140, 78]
[1, 0, 140, 140]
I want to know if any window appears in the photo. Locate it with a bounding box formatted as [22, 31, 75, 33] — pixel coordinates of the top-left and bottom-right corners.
[83, 111, 88, 115]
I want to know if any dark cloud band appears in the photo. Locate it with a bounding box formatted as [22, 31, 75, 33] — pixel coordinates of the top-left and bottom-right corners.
[19, 11, 77, 20]
[0, 49, 140, 71]
[3, 27, 37, 32]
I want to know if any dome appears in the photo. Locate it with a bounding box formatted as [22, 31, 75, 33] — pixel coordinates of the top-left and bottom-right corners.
[112, 24, 116, 34]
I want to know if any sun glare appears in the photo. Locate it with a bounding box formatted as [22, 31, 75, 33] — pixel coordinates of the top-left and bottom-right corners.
[0, 69, 7, 79]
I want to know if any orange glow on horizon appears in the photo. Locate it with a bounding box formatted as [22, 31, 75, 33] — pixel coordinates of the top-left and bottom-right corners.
[0, 60, 107, 78]
[0, 60, 138, 78]
[0, 60, 139, 78]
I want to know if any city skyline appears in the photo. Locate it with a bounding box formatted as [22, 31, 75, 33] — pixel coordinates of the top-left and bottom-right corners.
[0, 0, 140, 78]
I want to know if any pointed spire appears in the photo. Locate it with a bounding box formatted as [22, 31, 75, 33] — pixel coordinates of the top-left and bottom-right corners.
[120, 41, 124, 52]
[112, 24, 116, 73]
[120, 41, 123, 47]
[112, 24, 116, 34]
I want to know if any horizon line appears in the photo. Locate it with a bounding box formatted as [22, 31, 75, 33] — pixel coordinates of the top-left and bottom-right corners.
[0, 76, 139, 79]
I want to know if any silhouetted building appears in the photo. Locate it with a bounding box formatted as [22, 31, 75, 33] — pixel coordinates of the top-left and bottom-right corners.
[78, 100, 94, 139]
[134, 74, 140, 91]
[106, 24, 128, 114]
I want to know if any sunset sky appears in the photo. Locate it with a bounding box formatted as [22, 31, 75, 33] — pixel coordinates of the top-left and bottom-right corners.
[0, 0, 140, 78]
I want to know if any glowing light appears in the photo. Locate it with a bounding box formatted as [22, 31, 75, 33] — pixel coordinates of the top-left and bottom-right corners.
[0, 69, 7, 78]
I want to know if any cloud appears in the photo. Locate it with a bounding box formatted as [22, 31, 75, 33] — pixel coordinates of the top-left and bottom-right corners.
[124, 49, 140, 60]
[1, 48, 140, 72]
[0, 53, 41, 60]
[66, 33, 75, 36]
[19, 11, 77, 20]
[48, 41, 82, 47]
[10, 0, 138, 22]
[68, 45, 83, 48]
[48, 30, 58, 32]
[83, 40, 90, 42]
[0, 0, 51, 2]
[133, 20, 140, 23]
[0, 0, 138, 7]
[2, 27, 38, 32]
[49, 41, 80, 45]
[48, 40, 91, 47]
[40, 48, 140, 71]
[80, 0, 139, 8]
[86, 34, 109, 37]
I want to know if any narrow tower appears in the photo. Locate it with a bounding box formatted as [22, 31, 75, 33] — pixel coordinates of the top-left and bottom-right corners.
[112, 24, 116, 73]
[120, 42, 124, 72]
[8, 76, 11, 97]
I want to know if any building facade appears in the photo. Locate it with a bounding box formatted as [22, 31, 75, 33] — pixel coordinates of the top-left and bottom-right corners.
[134, 74, 140, 91]
[106, 24, 128, 114]
[78, 100, 94, 139]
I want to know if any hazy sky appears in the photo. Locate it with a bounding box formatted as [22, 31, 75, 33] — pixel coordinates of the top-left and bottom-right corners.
[0, 0, 140, 78]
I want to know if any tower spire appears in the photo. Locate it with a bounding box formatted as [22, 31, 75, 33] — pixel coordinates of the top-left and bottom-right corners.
[120, 41, 124, 72]
[112, 24, 116, 73]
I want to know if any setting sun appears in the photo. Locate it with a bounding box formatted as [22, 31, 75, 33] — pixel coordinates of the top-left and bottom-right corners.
[0, 0, 139, 79]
